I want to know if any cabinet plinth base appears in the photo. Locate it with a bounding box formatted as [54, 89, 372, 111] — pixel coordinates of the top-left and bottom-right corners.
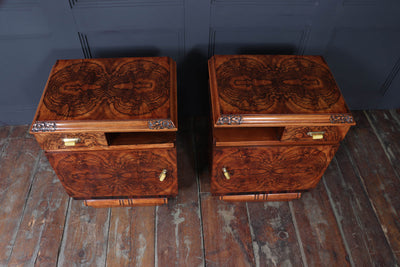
[218, 193, 302, 202]
[83, 198, 168, 208]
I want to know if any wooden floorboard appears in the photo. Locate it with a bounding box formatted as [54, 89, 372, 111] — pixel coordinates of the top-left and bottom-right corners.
[246, 201, 304, 266]
[156, 119, 204, 267]
[0, 110, 399, 266]
[7, 153, 69, 266]
[0, 126, 41, 266]
[345, 111, 400, 262]
[291, 181, 350, 266]
[106, 206, 156, 266]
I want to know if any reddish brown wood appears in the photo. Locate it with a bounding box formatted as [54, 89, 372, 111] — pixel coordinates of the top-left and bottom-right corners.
[219, 193, 301, 202]
[84, 198, 167, 207]
[291, 182, 350, 266]
[31, 57, 178, 206]
[208, 55, 354, 199]
[201, 195, 255, 266]
[35, 131, 175, 151]
[0, 129, 41, 265]
[345, 111, 400, 261]
[46, 149, 178, 199]
[281, 126, 344, 142]
[34, 132, 108, 151]
[208, 55, 354, 127]
[324, 147, 397, 265]
[211, 145, 338, 194]
[7, 154, 69, 266]
[31, 57, 177, 129]
[106, 207, 156, 266]
[247, 201, 304, 266]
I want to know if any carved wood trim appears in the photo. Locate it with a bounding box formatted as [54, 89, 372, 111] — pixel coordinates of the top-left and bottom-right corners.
[31, 121, 57, 132]
[148, 119, 175, 129]
[216, 115, 243, 125]
[330, 114, 354, 124]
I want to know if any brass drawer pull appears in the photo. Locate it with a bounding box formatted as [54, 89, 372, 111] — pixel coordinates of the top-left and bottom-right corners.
[159, 169, 167, 182]
[307, 131, 325, 140]
[222, 167, 231, 180]
[62, 138, 81, 146]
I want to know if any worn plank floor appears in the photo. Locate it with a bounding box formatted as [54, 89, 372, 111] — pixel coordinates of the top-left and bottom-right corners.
[0, 110, 399, 266]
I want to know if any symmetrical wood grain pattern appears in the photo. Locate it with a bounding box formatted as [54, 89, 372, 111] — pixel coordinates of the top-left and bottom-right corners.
[31, 57, 177, 132]
[209, 55, 354, 128]
[46, 149, 177, 199]
[39, 58, 170, 120]
[211, 145, 338, 194]
[30, 57, 178, 205]
[209, 55, 354, 199]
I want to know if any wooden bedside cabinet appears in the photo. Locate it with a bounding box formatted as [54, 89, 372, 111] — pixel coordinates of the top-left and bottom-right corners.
[208, 55, 355, 201]
[30, 57, 178, 207]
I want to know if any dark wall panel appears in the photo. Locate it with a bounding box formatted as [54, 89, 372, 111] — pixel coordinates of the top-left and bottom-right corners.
[0, 0, 399, 124]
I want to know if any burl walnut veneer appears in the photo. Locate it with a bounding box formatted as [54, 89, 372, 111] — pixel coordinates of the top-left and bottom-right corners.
[208, 55, 355, 201]
[30, 57, 178, 207]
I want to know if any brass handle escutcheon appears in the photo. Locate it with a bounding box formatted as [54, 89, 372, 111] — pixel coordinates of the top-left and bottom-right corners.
[222, 167, 231, 180]
[62, 138, 81, 146]
[159, 169, 167, 182]
[307, 131, 325, 140]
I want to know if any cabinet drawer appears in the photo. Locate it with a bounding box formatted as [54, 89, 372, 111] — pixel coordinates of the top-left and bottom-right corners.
[211, 145, 338, 195]
[35, 132, 107, 151]
[46, 148, 177, 199]
[281, 126, 346, 142]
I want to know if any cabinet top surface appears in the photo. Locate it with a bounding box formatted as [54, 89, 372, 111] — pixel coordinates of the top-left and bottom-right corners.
[209, 55, 354, 127]
[32, 57, 177, 132]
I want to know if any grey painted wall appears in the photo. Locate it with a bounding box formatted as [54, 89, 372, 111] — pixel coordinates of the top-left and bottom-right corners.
[0, 0, 399, 125]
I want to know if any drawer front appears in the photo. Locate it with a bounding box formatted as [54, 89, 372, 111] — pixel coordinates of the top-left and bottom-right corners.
[46, 148, 177, 199]
[281, 126, 345, 142]
[35, 132, 107, 151]
[211, 145, 338, 194]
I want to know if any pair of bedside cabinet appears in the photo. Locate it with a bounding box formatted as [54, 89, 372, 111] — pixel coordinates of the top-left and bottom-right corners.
[30, 55, 355, 207]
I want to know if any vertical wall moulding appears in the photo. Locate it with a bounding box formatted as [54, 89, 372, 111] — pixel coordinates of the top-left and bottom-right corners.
[68, 0, 77, 9]
[208, 29, 216, 58]
[78, 32, 92, 59]
[297, 26, 311, 55]
[380, 57, 400, 96]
